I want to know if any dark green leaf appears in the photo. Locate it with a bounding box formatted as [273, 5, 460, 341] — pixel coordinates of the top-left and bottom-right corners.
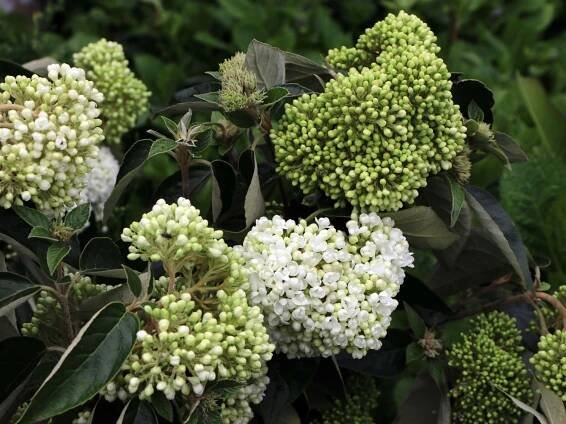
[0, 60, 35, 80]
[384, 206, 458, 250]
[404, 303, 426, 339]
[0, 272, 39, 317]
[103, 139, 153, 224]
[148, 138, 177, 160]
[445, 176, 465, 228]
[76, 285, 134, 320]
[283, 51, 330, 90]
[122, 265, 142, 298]
[517, 75, 566, 160]
[494, 132, 528, 163]
[394, 372, 450, 424]
[466, 186, 532, 288]
[117, 399, 158, 424]
[245, 39, 285, 89]
[451, 78, 494, 123]
[12, 206, 51, 230]
[28, 227, 57, 242]
[263, 87, 289, 106]
[79, 237, 122, 272]
[18, 303, 139, 423]
[224, 110, 257, 128]
[150, 393, 173, 422]
[64, 204, 91, 230]
[0, 337, 45, 402]
[46, 242, 71, 275]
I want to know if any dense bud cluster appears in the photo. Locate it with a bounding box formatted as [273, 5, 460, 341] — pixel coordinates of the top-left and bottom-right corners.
[79, 145, 119, 222]
[115, 198, 274, 422]
[237, 213, 413, 358]
[531, 330, 566, 400]
[74, 39, 150, 144]
[218, 52, 264, 112]
[0, 64, 103, 211]
[21, 274, 110, 344]
[326, 11, 439, 71]
[272, 12, 466, 211]
[71, 410, 91, 424]
[315, 375, 379, 424]
[448, 312, 532, 423]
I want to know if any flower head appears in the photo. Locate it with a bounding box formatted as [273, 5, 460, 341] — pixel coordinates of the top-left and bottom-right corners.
[237, 213, 413, 358]
[218, 52, 265, 112]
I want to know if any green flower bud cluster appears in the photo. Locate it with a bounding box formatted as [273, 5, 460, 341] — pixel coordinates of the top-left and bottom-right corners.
[71, 410, 91, 424]
[315, 375, 379, 424]
[73, 39, 150, 144]
[115, 198, 274, 422]
[531, 331, 566, 400]
[272, 12, 466, 211]
[326, 11, 439, 72]
[448, 312, 532, 423]
[0, 63, 104, 211]
[21, 274, 110, 343]
[218, 52, 265, 112]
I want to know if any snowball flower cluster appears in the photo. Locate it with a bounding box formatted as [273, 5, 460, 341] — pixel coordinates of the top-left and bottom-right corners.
[80, 145, 119, 221]
[448, 312, 532, 424]
[531, 330, 566, 400]
[114, 198, 274, 422]
[238, 213, 413, 359]
[218, 52, 265, 112]
[0, 63, 103, 211]
[271, 12, 467, 212]
[74, 39, 150, 144]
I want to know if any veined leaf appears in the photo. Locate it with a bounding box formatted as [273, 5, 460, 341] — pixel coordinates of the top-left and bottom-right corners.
[64, 203, 91, 230]
[18, 303, 139, 423]
[28, 227, 58, 242]
[245, 39, 285, 89]
[46, 242, 71, 275]
[122, 265, 142, 298]
[148, 138, 177, 160]
[12, 205, 51, 230]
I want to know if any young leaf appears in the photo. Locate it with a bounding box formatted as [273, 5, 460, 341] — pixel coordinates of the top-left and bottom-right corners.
[241, 150, 265, 227]
[0, 272, 40, 317]
[384, 206, 458, 250]
[467, 100, 484, 122]
[494, 132, 528, 163]
[245, 39, 285, 89]
[148, 138, 177, 160]
[122, 265, 142, 298]
[12, 205, 51, 230]
[466, 186, 532, 288]
[263, 86, 289, 106]
[404, 303, 426, 339]
[445, 176, 465, 228]
[28, 227, 58, 242]
[64, 203, 91, 230]
[46, 242, 71, 275]
[17, 303, 139, 423]
[79, 237, 122, 272]
[537, 382, 566, 424]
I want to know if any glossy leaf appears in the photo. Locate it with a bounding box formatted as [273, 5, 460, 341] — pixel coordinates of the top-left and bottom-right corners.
[122, 265, 142, 298]
[0, 272, 40, 317]
[150, 392, 173, 422]
[148, 138, 177, 160]
[79, 237, 122, 272]
[263, 86, 289, 106]
[466, 186, 532, 288]
[103, 139, 152, 224]
[0, 337, 45, 402]
[28, 227, 57, 242]
[18, 303, 138, 423]
[117, 399, 158, 424]
[384, 206, 458, 250]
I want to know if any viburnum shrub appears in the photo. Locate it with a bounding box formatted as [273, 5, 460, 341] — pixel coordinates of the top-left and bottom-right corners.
[1, 11, 564, 424]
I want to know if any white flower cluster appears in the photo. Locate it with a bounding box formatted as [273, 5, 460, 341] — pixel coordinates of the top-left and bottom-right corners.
[0, 63, 104, 211]
[238, 214, 413, 358]
[220, 373, 270, 424]
[80, 146, 119, 221]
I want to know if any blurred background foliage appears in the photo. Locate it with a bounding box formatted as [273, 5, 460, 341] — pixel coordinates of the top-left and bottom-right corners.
[1, 0, 565, 282]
